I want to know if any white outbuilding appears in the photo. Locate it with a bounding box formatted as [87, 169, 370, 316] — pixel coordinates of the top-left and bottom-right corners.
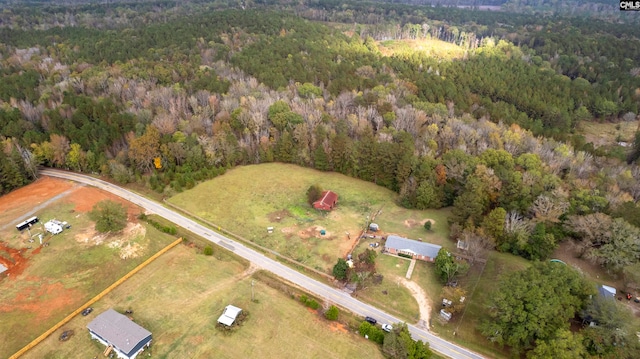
[44, 220, 64, 235]
[217, 305, 242, 326]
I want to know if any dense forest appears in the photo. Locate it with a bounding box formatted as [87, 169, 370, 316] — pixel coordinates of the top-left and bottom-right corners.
[0, 0, 639, 357]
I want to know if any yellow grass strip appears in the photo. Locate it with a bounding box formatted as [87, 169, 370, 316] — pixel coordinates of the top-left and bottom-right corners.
[9, 237, 183, 359]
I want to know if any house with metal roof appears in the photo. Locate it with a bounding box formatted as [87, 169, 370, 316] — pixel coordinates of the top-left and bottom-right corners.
[87, 308, 152, 359]
[217, 305, 243, 326]
[313, 190, 338, 211]
[384, 235, 442, 262]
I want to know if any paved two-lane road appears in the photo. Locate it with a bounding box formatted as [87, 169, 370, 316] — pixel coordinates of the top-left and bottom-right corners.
[40, 169, 484, 359]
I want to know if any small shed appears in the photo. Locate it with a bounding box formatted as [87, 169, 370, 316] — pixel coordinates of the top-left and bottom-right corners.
[313, 191, 338, 211]
[87, 308, 152, 359]
[369, 223, 379, 232]
[217, 305, 242, 326]
[440, 309, 452, 321]
[598, 285, 616, 300]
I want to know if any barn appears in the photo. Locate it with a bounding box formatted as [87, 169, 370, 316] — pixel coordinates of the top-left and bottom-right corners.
[384, 235, 442, 262]
[87, 309, 152, 359]
[313, 190, 338, 211]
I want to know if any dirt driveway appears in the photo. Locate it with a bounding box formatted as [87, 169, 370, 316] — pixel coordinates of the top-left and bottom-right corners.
[395, 276, 431, 329]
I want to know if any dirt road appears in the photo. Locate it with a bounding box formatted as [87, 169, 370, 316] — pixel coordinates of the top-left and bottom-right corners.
[396, 276, 432, 329]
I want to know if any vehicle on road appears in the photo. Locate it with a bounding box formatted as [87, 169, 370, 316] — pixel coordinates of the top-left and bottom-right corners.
[381, 323, 393, 332]
[365, 316, 377, 325]
[81, 307, 93, 316]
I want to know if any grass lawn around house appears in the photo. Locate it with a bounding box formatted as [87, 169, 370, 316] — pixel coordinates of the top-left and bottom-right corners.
[168, 163, 454, 273]
[355, 253, 420, 322]
[168, 163, 455, 326]
[25, 244, 386, 359]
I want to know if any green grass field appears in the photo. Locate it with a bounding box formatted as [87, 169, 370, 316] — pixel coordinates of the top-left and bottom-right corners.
[0, 201, 176, 358]
[24, 244, 385, 359]
[168, 163, 455, 325]
[168, 163, 454, 272]
[378, 38, 466, 60]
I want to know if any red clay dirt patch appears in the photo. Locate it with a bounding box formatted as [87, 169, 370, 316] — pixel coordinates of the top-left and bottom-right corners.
[0, 280, 82, 322]
[0, 177, 75, 223]
[328, 321, 349, 333]
[0, 242, 29, 278]
[64, 186, 140, 220]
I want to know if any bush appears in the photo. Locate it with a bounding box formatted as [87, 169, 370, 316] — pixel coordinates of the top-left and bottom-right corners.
[307, 299, 320, 310]
[325, 305, 339, 320]
[398, 253, 413, 259]
[332, 258, 348, 280]
[140, 216, 177, 235]
[359, 321, 385, 344]
[203, 245, 213, 256]
[89, 200, 127, 233]
[424, 220, 432, 231]
[299, 294, 320, 310]
[306, 184, 323, 206]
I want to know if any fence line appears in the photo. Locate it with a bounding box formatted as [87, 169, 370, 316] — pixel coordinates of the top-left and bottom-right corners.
[10, 237, 183, 359]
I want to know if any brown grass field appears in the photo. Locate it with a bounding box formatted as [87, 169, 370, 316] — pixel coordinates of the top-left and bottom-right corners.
[0, 177, 175, 358]
[577, 119, 638, 148]
[23, 244, 385, 359]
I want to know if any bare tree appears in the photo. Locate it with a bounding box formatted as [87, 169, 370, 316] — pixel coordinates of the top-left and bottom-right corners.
[50, 134, 70, 167]
[530, 190, 569, 223]
[460, 228, 493, 264]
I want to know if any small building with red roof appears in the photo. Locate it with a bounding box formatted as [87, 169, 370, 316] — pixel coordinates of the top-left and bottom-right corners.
[313, 190, 338, 211]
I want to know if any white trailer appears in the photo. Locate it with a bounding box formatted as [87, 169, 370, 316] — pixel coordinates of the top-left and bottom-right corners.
[45, 220, 64, 235]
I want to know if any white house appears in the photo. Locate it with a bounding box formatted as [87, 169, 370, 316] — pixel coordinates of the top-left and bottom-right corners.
[217, 305, 242, 326]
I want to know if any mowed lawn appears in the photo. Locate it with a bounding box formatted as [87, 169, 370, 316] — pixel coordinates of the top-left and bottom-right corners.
[25, 244, 385, 359]
[0, 200, 176, 358]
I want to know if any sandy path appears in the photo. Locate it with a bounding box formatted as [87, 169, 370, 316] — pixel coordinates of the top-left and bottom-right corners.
[396, 276, 432, 329]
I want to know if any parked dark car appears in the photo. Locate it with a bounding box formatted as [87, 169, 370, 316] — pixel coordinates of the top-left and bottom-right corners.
[59, 330, 74, 341]
[81, 307, 93, 316]
[365, 316, 377, 325]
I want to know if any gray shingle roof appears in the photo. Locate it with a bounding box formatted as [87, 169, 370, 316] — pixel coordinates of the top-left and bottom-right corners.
[385, 235, 442, 258]
[87, 308, 151, 355]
